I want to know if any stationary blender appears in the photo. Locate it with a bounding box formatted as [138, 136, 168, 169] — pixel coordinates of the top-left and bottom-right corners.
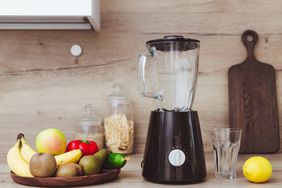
[138, 35, 206, 184]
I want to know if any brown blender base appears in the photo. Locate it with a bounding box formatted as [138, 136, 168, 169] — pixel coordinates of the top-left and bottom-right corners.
[142, 110, 207, 184]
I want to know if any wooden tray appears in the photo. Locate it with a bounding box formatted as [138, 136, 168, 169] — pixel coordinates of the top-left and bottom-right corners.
[10, 169, 120, 187]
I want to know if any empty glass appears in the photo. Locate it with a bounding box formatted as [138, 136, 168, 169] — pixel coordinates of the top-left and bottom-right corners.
[210, 128, 242, 179]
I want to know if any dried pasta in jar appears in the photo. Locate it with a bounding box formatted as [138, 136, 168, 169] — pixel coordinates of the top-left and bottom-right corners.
[104, 114, 134, 154]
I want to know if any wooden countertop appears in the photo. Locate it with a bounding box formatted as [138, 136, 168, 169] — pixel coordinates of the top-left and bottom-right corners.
[1, 153, 281, 188]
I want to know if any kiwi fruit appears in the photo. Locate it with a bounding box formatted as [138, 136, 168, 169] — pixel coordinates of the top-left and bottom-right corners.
[29, 153, 57, 177]
[55, 163, 83, 177]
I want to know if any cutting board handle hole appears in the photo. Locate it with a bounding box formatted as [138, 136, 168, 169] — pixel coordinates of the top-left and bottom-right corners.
[242, 30, 258, 47]
[246, 35, 254, 42]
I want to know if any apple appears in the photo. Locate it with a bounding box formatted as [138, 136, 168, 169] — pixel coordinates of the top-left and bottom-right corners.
[36, 128, 66, 155]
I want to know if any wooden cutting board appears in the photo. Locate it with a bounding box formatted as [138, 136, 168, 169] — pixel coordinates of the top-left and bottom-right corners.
[228, 30, 280, 154]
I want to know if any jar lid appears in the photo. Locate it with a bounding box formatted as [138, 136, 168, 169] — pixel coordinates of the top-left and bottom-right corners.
[79, 104, 101, 127]
[107, 83, 130, 106]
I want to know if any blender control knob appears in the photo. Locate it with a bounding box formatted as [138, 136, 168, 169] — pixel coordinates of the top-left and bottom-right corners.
[168, 149, 186, 167]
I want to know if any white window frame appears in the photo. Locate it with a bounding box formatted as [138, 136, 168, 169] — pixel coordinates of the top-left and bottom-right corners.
[0, 0, 100, 30]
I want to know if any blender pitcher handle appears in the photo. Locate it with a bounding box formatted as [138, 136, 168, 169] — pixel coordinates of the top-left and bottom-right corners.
[138, 47, 157, 98]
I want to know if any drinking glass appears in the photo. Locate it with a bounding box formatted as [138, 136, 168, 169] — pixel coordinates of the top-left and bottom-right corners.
[210, 128, 242, 179]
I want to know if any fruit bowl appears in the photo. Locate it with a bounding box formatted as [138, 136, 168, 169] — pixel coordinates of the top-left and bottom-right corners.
[10, 169, 120, 187]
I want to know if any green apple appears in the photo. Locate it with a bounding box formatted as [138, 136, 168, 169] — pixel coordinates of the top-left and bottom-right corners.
[36, 128, 66, 155]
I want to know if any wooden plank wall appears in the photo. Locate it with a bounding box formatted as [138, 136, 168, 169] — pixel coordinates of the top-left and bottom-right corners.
[1, 0, 282, 162]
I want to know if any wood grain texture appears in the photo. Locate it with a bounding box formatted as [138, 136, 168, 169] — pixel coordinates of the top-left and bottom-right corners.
[2, 153, 282, 187]
[101, 0, 282, 14]
[0, 0, 282, 164]
[229, 30, 280, 153]
[101, 0, 282, 34]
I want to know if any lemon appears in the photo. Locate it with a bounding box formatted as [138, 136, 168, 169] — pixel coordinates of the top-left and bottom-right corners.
[243, 156, 272, 183]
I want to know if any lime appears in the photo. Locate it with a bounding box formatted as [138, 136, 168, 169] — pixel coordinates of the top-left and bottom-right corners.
[105, 153, 127, 169]
[243, 156, 272, 183]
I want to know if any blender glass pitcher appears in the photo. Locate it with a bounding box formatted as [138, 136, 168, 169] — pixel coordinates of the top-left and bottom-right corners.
[138, 35, 200, 111]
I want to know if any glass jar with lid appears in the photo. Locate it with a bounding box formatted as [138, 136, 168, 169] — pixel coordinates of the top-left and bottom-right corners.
[74, 104, 104, 150]
[104, 83, 134, 154]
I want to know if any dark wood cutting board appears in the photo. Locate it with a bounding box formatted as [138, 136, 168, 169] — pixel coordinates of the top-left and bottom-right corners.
[228, 30, 280, 154]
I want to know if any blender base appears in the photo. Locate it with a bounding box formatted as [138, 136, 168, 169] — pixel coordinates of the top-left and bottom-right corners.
[142, 110, 207, 184]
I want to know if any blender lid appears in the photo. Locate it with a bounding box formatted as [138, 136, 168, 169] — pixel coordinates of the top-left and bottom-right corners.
[146, 35, 200, 52]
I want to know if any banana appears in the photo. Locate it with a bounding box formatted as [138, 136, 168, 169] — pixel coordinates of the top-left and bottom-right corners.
[18, 133, 82, 167]
[6, 139, 33, 177]
[20, 137, 36, 163]
[20, 135, 82, 166]
[55, 149, 82, 166]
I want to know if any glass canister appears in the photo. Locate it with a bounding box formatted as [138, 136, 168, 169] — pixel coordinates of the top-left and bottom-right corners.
[104, 83, 134, 154]
[74, 104, 104, 150]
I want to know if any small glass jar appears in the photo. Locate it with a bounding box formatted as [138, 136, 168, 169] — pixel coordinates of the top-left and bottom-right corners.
[74, 104, 104, 150]
[104, 83, 134, 154]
